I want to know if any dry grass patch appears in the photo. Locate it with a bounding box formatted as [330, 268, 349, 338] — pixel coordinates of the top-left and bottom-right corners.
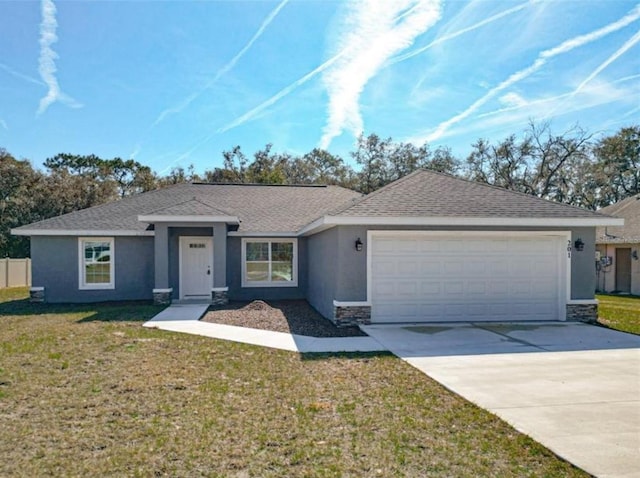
[0, 288, 586, 477]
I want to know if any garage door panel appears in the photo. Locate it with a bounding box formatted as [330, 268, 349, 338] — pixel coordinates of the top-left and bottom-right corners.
[376, 303, 419, 319]
[371, 235, 563, 323]
[420, 260, 442, 274]
[444, 281, 464, 295]
[419, 303, 443, 318]
[444, 262, 464, 274]
[444, 303, 466, 317]
[464, 260, 488, 275]
[488, 280, 510, 294]
[421, 281, 442, 295]
[397, 261, 420, 275]
[466, 281, 487, 295]
[489, 262, 509, 275]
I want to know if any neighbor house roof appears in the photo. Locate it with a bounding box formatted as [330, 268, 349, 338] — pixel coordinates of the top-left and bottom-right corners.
[596, 194, 640, 244]
[300, 170, 622, 234]
[12, 183, 362, 235]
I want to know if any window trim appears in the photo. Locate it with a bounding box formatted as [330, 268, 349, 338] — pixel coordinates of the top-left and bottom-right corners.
[78, 237, 115, 290]
[241, 238, 298, 288]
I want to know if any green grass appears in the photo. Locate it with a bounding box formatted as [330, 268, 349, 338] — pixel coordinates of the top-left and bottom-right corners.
[0, 287, 586, 477]
[597, 294, 640, 335]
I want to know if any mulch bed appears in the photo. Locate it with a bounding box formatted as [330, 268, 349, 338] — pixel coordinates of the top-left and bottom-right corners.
[201, 300, 367, 338]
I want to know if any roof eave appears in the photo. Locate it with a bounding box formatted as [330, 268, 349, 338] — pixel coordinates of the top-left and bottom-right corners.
[299, 216, 624, 236]
[227, 231, 298, 237]
[137, 214, 240, 224]
[11, 229, 154, 237]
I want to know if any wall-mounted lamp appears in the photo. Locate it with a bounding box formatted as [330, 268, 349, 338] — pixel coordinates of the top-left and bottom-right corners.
[355, 237, 363, 252]
[633, 250, 638, 260]
[574, 238, 585, 252]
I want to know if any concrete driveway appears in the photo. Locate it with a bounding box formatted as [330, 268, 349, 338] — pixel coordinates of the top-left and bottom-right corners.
[361, 322, 640, 478]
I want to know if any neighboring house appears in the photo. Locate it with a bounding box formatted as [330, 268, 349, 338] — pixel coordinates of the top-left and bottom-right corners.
[596, 194, 640, 295]
[12, 170, 622, 324]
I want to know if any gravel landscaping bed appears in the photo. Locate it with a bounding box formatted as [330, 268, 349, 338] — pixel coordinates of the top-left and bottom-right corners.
[201, 300, 367, 338]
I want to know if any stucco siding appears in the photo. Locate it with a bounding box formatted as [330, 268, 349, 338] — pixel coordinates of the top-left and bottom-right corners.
[31, 235, 154, 303]
[306, 228, 340, 319]
[226, 236, 307, 301]
[325, 225, 599, 303]
[569, 227, 596, 299]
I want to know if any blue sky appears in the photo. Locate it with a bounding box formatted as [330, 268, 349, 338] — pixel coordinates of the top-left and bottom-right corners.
[0, 0, 638, 174]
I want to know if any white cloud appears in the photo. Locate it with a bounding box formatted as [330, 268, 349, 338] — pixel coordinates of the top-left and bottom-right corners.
[217, 51, 345, 134]
[391, 1, 530, 65]
[550, 28, 640, 116]
[319, 0, 442, 149]
[419, 3, 640, 143]
[0, 119, 7, 131]
[177, 26, 347, 162]
[0, 62, 44, 86]
[419, 76, 640, 144]
[499, 92, 528, 108]
[37, 0, 82, 116]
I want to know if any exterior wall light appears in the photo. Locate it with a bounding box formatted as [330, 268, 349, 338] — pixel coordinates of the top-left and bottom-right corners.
[633, 250, 638, 260]
[355, 237, 363, 252]
[574, 238, 585, 252]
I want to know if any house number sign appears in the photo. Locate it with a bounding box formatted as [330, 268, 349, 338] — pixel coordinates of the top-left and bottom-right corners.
[567, 240, 572, 258]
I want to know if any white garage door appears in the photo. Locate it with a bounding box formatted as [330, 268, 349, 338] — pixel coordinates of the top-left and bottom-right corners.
[370, 233, 564, 323]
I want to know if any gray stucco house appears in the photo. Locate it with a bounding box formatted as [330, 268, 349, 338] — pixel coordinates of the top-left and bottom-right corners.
[596, 194, 640, 295]
[12, 170, 622, 325]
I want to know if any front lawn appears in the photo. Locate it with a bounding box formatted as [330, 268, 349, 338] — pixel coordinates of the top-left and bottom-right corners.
[597, 294, 640, 335]
[0, 287, 586, 477]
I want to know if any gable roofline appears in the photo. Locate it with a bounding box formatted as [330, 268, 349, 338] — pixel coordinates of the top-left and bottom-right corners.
[334, 169, 620, 218]
[328, 169, 421, 215]
[138, 197, 239, 224]
[596, 194, 640, 244]
[144, 197, 235, 217]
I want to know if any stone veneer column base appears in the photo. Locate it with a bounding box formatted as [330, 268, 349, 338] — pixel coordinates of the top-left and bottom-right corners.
[211, 287, 229, 306]
[30, 287, 45, 303]
[153, 288, 173, 306]
[333, 301, 371, 327]
[566, 303, 598, 323]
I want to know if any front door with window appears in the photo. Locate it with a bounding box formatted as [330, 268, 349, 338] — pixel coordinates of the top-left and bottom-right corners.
[179, 236, 213, 299]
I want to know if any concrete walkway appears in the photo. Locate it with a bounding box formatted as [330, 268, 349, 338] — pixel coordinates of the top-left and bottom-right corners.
[143, 304, 387, 353]
[362, 322, 640, 478]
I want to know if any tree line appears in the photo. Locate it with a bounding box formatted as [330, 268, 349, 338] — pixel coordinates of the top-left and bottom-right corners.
[1, 121, 638, 257]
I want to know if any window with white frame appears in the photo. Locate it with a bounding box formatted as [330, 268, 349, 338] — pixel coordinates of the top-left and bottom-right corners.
[242, 238, 297, 287]
[79, 238, 114, 289]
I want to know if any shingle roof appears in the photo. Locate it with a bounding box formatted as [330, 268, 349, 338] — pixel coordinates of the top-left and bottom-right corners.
[146, 198, 233, 217]
[13, 183, 362, 234]
[13, 170, 619, 236]
[333, 169, 612, 219]
[596, 194, 640, 244]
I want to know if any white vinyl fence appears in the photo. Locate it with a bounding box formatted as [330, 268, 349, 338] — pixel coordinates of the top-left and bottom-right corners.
[0, 258, 32, 288]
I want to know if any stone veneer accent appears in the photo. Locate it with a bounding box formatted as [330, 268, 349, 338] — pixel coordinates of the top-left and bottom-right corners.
[29, 287, 45, 303]
[566, 303, 598, 323]
[333, 304, 371, 327]
[211, 288, 229, 306]
[153, 288, 173, 306]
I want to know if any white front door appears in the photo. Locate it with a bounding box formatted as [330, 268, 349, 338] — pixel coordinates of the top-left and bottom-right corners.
[179, 236, 213, 299]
